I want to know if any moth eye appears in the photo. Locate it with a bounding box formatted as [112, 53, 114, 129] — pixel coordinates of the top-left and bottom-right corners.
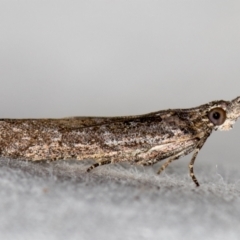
[208, 108, 226, 125]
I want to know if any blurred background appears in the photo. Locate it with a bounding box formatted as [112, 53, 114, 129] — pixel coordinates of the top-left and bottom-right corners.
[0, 1, 240, 240]
[1, 1, 240, 118]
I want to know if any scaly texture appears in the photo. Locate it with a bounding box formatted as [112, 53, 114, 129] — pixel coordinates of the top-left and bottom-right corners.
[1, 96, 240, 186]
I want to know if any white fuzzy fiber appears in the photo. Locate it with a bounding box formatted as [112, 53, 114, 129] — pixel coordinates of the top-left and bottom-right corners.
[0, 158, 239, 240]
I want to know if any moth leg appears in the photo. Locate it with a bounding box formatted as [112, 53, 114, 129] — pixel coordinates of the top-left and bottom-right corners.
[139, 148, 189, 166]
[188, 134, 209, 187]
[157, 146, 195, 175]
[157, 157, 176, 175]
[86, 158, 112, 172]
[140, 145, 194, 167]
[141, 158, 159, 166]
[188, 149, 200, 187]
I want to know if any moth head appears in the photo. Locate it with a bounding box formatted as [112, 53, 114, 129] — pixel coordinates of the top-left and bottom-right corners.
[207, 96, 240, 131]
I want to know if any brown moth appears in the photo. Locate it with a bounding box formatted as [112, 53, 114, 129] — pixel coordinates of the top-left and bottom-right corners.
[0, 96, 240, 186]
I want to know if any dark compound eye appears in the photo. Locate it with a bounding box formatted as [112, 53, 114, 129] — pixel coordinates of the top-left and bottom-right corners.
[208, 107, 226, 125]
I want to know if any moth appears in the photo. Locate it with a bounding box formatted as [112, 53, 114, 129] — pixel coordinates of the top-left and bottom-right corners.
[0, 96, 240, 186]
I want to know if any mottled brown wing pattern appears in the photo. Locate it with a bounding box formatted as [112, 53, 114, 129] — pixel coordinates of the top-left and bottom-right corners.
[0, 96, 240, 186]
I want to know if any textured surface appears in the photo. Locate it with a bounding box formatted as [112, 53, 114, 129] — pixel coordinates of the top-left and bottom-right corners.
[0, 157, 240, 240]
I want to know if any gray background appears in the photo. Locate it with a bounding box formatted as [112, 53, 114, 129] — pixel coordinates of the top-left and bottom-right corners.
[0, 1, 240, 240]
